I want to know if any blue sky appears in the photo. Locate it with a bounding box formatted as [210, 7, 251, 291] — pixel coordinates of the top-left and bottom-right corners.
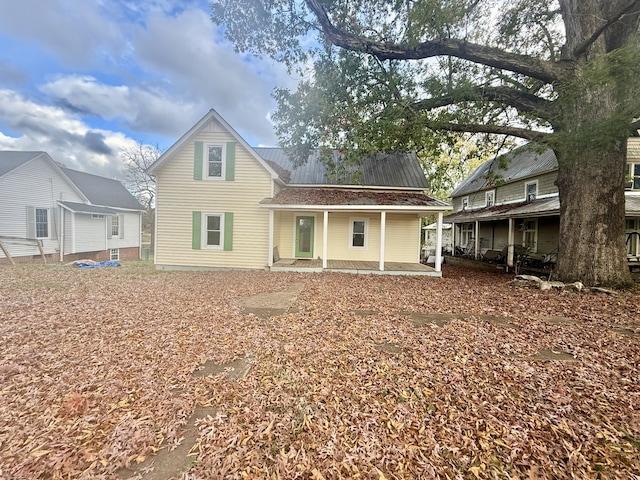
[0, 0, 296, 178]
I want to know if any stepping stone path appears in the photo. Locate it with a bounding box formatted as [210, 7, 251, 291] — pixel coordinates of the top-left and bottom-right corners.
[119, 282, 307, 479]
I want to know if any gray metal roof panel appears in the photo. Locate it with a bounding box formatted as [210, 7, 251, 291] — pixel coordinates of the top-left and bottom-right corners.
[450, 144, 558, 198]
[61, 168, 144, 210]
[253, 148, 429, 188]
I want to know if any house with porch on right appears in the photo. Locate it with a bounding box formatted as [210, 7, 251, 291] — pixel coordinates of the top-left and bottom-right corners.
[444, 138, 640, 274]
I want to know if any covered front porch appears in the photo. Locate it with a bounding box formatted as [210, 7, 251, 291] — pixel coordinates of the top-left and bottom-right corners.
[261, 187, 451, 277]
[270, 258, 439, 275]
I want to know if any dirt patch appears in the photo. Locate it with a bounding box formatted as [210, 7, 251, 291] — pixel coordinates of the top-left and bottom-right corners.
[119, 357, 252, 480]
[403, 312, 462, 327]
[611, 326, 640, 338]
[404, 312, 516, 328]
[534, 315, 579, 325]
[373, 342, 403, 354]
[193, 357, 253, 380]
[240, 282, 305, 318]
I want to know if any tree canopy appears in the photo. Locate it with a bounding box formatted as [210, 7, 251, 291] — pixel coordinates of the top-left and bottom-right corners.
[211, 0, 640, 286]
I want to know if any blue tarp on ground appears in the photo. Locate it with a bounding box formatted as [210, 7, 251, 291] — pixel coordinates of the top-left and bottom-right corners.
[74, 261, 121, 268]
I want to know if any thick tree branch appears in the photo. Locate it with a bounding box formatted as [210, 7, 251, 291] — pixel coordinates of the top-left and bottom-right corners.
[572, 0, 640, 58]
[430, 121, 549, 141]
[411, 86, 556, 121]
[305, 0, 569, 84]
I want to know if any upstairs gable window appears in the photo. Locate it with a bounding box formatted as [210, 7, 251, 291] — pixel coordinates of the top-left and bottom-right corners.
[525, 181, 538, 201]
[206, 144, 225, 178]
[485, 190, 495, 207]
[462, 197, 469, 210]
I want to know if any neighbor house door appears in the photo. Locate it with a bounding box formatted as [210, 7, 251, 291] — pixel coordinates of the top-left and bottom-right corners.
[295, 216, 314, 258]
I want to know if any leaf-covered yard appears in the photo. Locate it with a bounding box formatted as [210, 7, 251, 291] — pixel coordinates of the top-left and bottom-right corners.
[0, 263, 638, 479]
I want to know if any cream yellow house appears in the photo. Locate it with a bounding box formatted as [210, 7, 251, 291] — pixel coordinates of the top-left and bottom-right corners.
[148, 109, 450, 275]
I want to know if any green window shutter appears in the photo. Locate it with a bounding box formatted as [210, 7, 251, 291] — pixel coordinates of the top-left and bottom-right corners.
[192, 211, 201, 250]
[224, 212, 233, 251]
[194, 142, 203, 180]
[225, 142, 235, 181]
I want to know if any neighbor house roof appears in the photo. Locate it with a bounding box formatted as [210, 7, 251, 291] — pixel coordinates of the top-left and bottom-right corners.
[254, 148, 430, 189]
[0, 151, 55, 178]
[445, 194, 640, 222]
[450, 144, 557, 198]
[61, 168, 144, 211]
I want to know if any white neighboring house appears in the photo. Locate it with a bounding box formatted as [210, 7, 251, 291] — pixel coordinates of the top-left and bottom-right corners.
[422, 222, 453, 261]
[0, 151, 144, 264]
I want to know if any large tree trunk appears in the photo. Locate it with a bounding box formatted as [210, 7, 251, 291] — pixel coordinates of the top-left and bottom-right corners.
[555, 144, 632, 287]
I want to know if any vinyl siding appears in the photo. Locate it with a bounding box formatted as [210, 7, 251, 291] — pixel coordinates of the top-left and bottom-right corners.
[326, 213, 380, 262]
[276, 211, 419, 262]
[384, 214, 421, 262]
[0, 157, 84, 259]
[72, 214, 106, 253]
[154, 120, 273, 268]
[452, 171, 559, 211]
[106, 212, 141, 250]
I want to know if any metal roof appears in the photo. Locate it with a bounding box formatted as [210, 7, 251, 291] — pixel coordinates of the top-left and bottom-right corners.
[450, 144, 558, 198]
[0, 151, 48, 177]
[263, 187, 449, 209]
[445, 194, 640, 221]
[254, 148, 429, 189]
[61, 168, 144, 210]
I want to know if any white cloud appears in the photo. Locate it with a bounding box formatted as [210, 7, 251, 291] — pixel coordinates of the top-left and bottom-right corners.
[0, 89, 139, 178]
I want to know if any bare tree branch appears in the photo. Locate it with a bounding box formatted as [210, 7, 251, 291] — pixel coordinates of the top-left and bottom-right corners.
[305, 0, 569, 84]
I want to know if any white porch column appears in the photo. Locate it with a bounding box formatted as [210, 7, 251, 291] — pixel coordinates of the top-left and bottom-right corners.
[435, 212, 443, 272]
[507, 217, 515, 268]
[379, 211, 386, 271]
[268, 209, 274, 267]
[474, 220, 480, 259]
[322, 210, 328, 269]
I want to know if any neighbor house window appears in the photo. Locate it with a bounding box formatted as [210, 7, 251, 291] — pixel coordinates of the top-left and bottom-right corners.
[460, 223, 474, 248]
[350, 218, 368, 248]
[462, 197, 469, 210]
[205, 143, 226, 179]
[625, 163, 640, 190]
[204, 213, 224, 248]
[35, 208, 48, 238]
[525, 182, 538, 201]
[521, 219, 538, 252]
[111, 215, 120, 237]
[485, 190, 495, 207]
[110, 248, 119, 261]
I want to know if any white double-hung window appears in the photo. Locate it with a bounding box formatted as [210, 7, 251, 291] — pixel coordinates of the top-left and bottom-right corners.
[350, 218, 368, 249]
